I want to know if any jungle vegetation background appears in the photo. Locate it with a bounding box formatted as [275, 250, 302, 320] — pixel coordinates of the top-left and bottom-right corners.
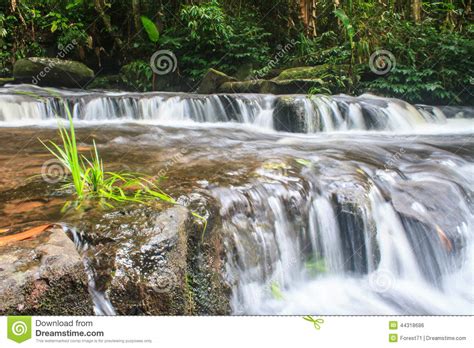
[0, 0, 473, 104]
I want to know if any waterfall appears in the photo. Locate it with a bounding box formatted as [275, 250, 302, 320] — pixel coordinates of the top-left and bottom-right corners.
[0, 85, 464, 132]
[0, 84, 472, 315]
[211, 138, 473, 314]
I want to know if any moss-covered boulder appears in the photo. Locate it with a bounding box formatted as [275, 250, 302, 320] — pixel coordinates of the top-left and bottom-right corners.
[197, 68, 236, 94]
[219, 78, 326, 94]
[87, 74, 122, 90]
[0, 77, 14, 87]
[0, 227, 93, 315]
[13, 57, 94, 88]
[274, 64, 349, 81]
[269, 79, 326, 94]
[272, 64, 352, 94]
[218, 79, 273, 93]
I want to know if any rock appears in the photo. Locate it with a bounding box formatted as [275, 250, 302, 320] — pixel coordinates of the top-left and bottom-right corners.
[197, 68, 236, 94]
[269, 79, 326, 94]
[219, 78, 326, 94]
[273, 96, 312, 132]
[274, 64, 349, 81]
[13, 57, 94, 88]
[272, 64, 352, 94]
[78, 204, 230, 315]
[0, 227, 93, 315]
[0, 77, 14, 87]
[87, 74, 121, 90]
[218, 79, 272, 93]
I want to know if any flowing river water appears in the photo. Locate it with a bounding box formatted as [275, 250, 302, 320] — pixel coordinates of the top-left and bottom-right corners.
[0, 85, 473, 315]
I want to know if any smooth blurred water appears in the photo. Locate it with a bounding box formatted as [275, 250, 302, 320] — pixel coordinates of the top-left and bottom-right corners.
[0, 85, 472, 315]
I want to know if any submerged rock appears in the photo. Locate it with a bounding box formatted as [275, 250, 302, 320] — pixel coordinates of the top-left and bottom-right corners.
[0, 227, 93, 315]
[13, 57, 94, 88]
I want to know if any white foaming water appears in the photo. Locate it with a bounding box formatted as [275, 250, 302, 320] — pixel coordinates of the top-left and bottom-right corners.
[63, 225, 116, 315]
[0, 85, 469, 134]
[1, 84, 473, 315]
[212, 144, 473, 314]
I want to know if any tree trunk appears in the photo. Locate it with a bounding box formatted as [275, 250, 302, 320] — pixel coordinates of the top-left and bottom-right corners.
[299, 0, 317, 37]
[412, 0, 422, 23]
[132, 0, 141, 33]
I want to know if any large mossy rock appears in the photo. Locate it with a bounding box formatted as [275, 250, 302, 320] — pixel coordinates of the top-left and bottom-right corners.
[78, 204, 230, 315]
[0, 227, 93, 315]
[219, 78, 326, 94]
[197, 68, 236, 94]
[13, 57, 94, 88]
[274, 64, 349, 81]
[218, 79, 272, 93]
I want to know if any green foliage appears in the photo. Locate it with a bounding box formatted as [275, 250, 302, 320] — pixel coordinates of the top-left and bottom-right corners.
[140, 16, 159, 43]
[40, 103, 175, 207]
[363, 20, 474, 104]
[39, 99, 208, 237]
[0, 0, 472, 103]
[119, 60, 153, 92]
[333, 9, 355, 51]
[159, 1, 270, 81]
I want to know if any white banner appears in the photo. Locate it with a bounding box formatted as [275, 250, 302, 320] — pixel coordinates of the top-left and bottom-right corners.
[0, 316, 471, 347]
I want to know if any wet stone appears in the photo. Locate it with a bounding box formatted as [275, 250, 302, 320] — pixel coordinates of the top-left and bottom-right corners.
[0, 227, 93, 315]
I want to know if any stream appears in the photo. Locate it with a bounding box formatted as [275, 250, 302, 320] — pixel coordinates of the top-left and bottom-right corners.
[0, 85, 473, 315]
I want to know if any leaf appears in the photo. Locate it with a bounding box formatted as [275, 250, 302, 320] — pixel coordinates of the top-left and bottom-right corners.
[0, 224, 53, 246]
[140, 16, 159, 43]
[333, 9, 355, 46]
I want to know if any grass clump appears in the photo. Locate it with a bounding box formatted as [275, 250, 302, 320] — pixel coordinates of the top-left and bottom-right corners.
[40, 103, 207, 235]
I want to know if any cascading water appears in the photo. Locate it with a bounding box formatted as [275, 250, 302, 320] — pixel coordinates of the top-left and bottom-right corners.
[211, 137, 473, 314]
[63, 225, 116, 315]
[0, 84, 455, 133]
[0, 84, 472, 315]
